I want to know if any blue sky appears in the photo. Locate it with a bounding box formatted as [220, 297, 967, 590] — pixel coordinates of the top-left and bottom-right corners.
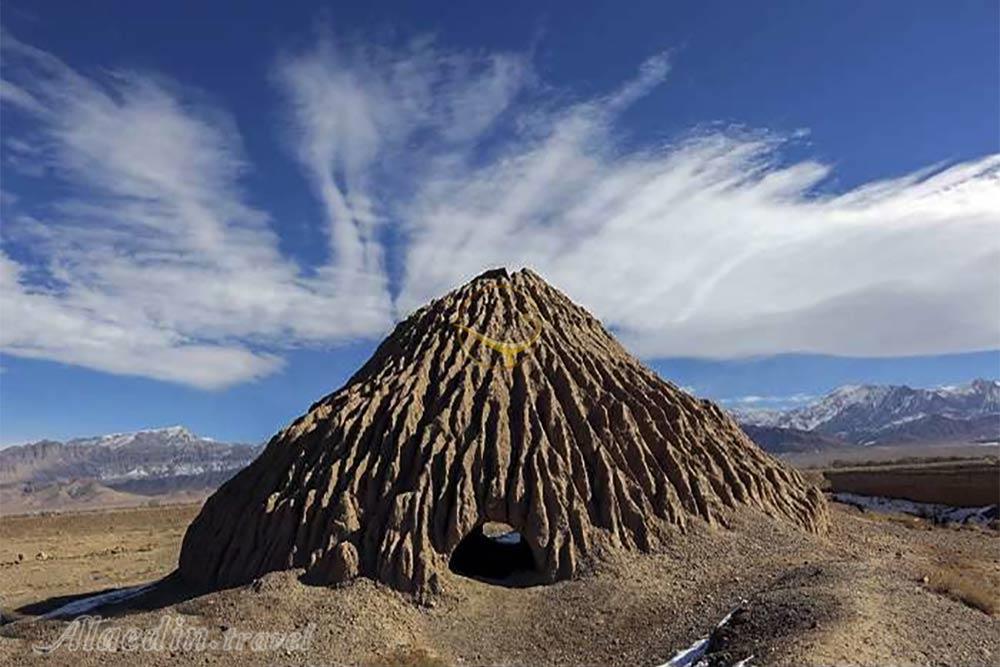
[1, 1, 998, 444]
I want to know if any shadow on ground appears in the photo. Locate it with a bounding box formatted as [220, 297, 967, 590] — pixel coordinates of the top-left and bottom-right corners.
[8, 571, 209, 622]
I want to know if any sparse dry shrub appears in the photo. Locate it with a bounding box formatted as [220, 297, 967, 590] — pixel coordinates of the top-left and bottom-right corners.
[862, 511, 933, 531]
[365, 645, 450, 667]
[924, 561, 1000, 615]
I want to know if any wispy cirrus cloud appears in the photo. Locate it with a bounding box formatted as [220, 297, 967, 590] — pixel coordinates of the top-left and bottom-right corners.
[720, 394, 816, 406]
[0, 32, 392, 388]
[273, 35, 530, 281]
[2, 30, 998, 390]
[401, 127, 1000, 358]
[279, 35, 998, 359]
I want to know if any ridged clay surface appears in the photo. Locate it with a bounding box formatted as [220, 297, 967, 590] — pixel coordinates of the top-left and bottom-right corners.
[179, 268, 827, 598]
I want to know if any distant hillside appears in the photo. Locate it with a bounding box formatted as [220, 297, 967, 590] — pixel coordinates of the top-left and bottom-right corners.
[0, 426, 262, 514]
[734, 379, 999, 452]
[739, 424, 851, 454]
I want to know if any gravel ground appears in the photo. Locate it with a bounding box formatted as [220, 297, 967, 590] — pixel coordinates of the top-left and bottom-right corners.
[1, 503, 997, 666]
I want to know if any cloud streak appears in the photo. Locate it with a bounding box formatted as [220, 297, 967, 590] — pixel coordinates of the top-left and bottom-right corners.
[279, 36, 998, 359]
[2, 31, 998, 388]
[0, 33, 393, 388]
[273, 36, 530, 275]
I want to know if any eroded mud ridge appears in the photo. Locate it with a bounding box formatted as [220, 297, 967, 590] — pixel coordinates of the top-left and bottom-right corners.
[179, 268, 827, 598]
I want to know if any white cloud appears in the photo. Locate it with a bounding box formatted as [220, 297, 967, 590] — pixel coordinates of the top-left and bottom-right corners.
[720, 394, 816, 406]
[2, 31, 998, 389]
[280, 36, 998, 359]
[381, 58, 1000, 359]
[273, 36, 529, 274]
[0, 33, 393, 388]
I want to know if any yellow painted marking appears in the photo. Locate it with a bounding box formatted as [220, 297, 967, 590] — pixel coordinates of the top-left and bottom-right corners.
[452, 319, 542, 368]
[451, 284, 542, 368]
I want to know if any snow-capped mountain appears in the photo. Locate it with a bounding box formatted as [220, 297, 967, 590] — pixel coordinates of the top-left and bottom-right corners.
[734, 379, 1000, 446]
[63, 425, 209, 450]
[0, 426, 263, 511]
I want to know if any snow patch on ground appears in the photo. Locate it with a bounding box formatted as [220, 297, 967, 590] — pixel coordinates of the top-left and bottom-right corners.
[659, 608, 746, 667]
[831, 493, 997, 525]
[41, 583, 156, 619]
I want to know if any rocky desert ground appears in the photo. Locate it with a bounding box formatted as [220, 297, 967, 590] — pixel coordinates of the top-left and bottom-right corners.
[2, 271, 999, 666]
[1, 497, 998, 666]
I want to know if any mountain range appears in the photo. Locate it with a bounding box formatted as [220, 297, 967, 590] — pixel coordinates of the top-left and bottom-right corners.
[732, 379, 999, 452]
[2, 379, 996, 513]
[0, 426, 261, 514]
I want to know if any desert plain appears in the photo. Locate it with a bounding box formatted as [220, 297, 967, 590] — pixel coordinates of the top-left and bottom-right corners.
[1, 458, 998, 667]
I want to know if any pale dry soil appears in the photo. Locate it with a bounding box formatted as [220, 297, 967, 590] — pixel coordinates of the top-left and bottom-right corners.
[0, 505, 199, 611]
[1, 503, 997, 666]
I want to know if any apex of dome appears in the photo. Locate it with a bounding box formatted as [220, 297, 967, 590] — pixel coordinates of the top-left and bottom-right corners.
[471, 267, 511, 283]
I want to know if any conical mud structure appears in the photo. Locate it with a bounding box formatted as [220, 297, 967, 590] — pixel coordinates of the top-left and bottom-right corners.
[179, 268, 827, 598]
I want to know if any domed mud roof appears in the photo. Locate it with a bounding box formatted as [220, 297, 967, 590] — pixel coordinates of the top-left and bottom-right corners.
[179, 268, 827, 599]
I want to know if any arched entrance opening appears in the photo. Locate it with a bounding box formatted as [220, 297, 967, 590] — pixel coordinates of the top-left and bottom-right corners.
[448, 522, 536, 583]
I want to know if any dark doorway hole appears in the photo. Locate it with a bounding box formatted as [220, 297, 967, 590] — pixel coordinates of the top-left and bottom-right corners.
[449, 522, 536, 582]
